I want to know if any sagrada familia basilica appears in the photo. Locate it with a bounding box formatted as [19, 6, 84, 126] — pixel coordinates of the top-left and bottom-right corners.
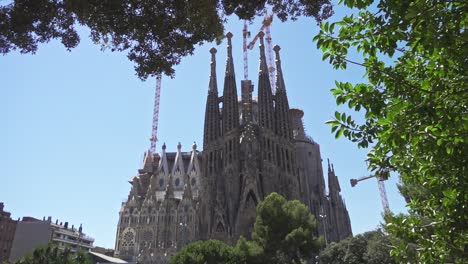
[114, 32, 352, 263]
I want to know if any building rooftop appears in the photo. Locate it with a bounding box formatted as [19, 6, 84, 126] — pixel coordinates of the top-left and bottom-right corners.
[89, 251, 128, 263]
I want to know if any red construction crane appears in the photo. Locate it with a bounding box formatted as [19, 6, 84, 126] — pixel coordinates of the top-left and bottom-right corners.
[350, 173, 390, 212]
[149, 74, 162, 155]
[246, 10, 275, 90]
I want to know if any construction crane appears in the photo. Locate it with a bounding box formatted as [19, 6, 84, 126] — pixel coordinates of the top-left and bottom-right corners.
[149, 74, 162, 155]
[242, 20, 250, 80]
[350, 173, 390, 212]
[246, 10, 275, 90]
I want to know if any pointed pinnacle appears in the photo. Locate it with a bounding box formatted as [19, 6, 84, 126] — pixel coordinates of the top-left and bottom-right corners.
[258, 31, 268, 76]
[273, 45, 284, 92]
[273, 45, 281, 61]
[225, 32, 235, 76]
[258, 31, 265, 48]
[209, 48, 217, 91]
[210, 47, 217, 68]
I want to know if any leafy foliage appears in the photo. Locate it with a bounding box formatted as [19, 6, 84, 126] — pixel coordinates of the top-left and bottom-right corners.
[319, 230, 396, 264]
[314, 0, 467, 262]
[253, 192, 322, 263]
[169, 239, 237, 264]
[0, 0, 333, 79]
[233, 236, 264, 264]
[171, 192, 321, 264]
[4, 244, 91, 264]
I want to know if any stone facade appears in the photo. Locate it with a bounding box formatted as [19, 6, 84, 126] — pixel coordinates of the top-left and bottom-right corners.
[0, 203, 17, 262]
[115, 33, 352, 263]
[8, 217, 94, 262]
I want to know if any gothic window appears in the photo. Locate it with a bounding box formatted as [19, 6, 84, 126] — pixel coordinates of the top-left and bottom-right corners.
[239, 174, 243, 194]
[159, 178, 164, 187]
[229, 140, 232, 162]
[280, 148, 285, 169]
[267, 139, 272, 161]
[276, 145, 281, 166]
[209, 152, 213, 173]
[121, 228, 136, 249]
[191, 177, 196, 186]
[142, 229, 153, 242]
[259, 174, 264, 194]
[175, 178, 180, 187]
[216, 222, 225, 233]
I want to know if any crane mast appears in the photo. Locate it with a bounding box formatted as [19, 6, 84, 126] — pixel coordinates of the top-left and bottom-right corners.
[350, 173, 390, 212]
[377, 178, 390, 212]
[263, 12, 276, 90]
[149, 74, 162, 155]
[242, 20, 250, 80]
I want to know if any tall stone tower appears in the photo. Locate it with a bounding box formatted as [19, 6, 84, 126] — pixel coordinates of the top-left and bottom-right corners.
[115, 33, 352, 263]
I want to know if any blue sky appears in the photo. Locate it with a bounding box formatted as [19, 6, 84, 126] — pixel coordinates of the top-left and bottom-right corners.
[1, 4, 407, 248]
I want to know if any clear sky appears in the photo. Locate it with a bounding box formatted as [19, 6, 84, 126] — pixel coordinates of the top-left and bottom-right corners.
[1, 4, 407, 249]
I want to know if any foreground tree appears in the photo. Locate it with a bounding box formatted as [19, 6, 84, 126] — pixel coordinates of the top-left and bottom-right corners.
[5, 244, 91, 264]
[169, 240, 237, 264]
[252, 192, 322, 263]
[319, 230, 396, 264]
[314, 0, 467, 262]
[0, 0, 332, 79]
[171, 192, 322, 264]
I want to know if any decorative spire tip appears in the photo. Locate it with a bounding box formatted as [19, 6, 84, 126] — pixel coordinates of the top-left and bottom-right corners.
[210, 47, 217, 54]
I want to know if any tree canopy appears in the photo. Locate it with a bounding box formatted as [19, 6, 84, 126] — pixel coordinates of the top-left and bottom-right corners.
[314, 0, 467, 262]
[170, 192, 322, 264]
[252, 192, 322, 263]
[0, 0, 333, 79]
[4, 244, 91, 264]
[319, 230, 396, 264]
[169, 239, 237, 264]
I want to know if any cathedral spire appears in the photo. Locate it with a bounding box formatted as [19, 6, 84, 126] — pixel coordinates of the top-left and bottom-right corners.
[187, 142, 200, 174]
[209, 47, 218, 92]
[222, 32, 240, 133]
[203, 48, 221, 148]
[257, 32, 275, 131]
[327, 159, 341, 193]
[273, 45, 292, 139]
[165, 175, 175, 199]
[274, 45, 286, 92]
[172, 142, 185, 175]
[182, 179, 193, 200]
[225, 32, 235, 77]
[158, 143, 169, 175]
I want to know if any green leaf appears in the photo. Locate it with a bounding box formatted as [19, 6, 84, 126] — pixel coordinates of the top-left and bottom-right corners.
[335, 127, 344, 139]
